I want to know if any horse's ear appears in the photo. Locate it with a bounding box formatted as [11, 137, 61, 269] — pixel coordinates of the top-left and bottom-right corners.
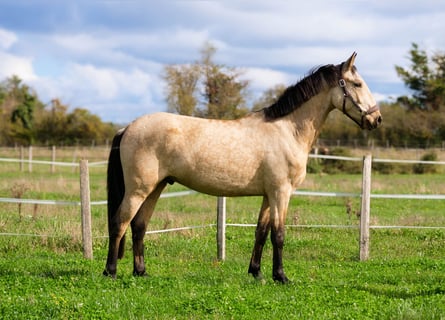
[342, 52, 357, 73]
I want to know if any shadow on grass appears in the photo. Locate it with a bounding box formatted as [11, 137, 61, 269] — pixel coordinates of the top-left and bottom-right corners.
[0, 253, 97, 279]
[355, 284, 445, 299]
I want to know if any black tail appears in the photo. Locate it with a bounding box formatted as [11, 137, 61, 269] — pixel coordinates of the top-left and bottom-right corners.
[107, 128, 127, 259]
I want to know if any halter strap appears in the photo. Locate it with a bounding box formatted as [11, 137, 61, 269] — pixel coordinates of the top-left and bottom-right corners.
[339, 79, 379, 128]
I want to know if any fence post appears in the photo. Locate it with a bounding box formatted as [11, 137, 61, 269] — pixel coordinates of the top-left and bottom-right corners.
[51, 145, 56, 174]
[20, 146, 24, 172]
[217, 196, 226, 261]
[79, 159, 93, 259]
[359, 154, 372, 261]
[28, 145, 32, 173]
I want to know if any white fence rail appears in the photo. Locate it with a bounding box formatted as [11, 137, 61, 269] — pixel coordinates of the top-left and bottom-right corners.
[1, 153, 445, 260]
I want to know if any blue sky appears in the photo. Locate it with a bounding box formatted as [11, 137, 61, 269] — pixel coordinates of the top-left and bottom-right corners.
[1, 1, 445, 124]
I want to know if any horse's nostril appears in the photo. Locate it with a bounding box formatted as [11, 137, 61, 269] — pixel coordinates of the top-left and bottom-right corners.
[377, 116, 382, 124]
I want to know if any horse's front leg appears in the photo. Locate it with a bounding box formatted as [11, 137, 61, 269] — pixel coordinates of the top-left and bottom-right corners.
[248, 196, 270, 280]
[271, 223, 288, 283]
[269, 187, 292, 284]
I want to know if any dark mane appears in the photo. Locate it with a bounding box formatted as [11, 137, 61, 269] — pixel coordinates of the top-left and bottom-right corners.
[263, 64, 341, 120]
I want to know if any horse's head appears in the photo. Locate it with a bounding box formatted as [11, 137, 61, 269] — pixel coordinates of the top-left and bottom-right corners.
[331, 52, 382, 130]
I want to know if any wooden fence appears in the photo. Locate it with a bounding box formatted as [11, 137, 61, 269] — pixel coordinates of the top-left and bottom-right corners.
[2, 153, 445, 262]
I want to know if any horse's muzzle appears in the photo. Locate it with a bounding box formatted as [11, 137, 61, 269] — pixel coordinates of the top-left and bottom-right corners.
[363, 109, 382, 130]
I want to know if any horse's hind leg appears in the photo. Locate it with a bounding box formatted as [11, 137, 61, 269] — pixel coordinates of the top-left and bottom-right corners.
[131, 180, 167, 276]
[104, 193, 146, 278]
[248, 196, 270, 280]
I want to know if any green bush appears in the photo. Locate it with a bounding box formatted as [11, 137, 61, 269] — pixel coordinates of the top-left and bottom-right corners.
[372, 161, 413, 174]
[307, 157, 323, 173]
[320, 147, 362, 174]
[413, 151, 438, 174]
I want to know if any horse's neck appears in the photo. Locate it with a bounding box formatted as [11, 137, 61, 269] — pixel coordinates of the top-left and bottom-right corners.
[284, 92, 332, 152]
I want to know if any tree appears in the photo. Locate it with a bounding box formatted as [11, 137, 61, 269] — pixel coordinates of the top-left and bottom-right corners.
[66, 108, 106, 144]
[199, 43, 249, 119]
[395, 43, 445, 111]
[163, 64, 200, 116]
[34, 99, 69, 144]
[252, 84, 287, 111]
[34, 99, 118, 145]
[0, 76, 118, 146]
[163, 42, 249, 119]
[0, 75, 44, 144]
[11, 88, 36, 130]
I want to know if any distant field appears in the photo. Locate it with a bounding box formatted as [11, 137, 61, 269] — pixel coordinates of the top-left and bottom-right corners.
[0, 147, 444, 319]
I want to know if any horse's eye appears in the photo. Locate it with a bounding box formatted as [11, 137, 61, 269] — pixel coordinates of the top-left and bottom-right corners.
[354, 82, 362, 88]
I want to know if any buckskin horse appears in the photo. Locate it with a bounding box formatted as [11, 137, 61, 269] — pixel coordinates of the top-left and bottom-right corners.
[104, 53, 382, 283]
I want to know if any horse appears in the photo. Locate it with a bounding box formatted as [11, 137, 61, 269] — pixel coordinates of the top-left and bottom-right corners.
[103, 52, 382, 283]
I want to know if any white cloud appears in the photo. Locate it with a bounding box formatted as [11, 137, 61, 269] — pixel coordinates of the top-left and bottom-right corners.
[0, 29, 37, 81]
[243, 67, 293, 91]
[0, 28, 17, 49]
[0, 52, 36, 81]
[52, 33, 109, 55]
[70, 64, 153, 99]
[71, 64, 121, 100]
[373, 92, 397, 103]
[30, 62, 164, 123]
[51, 28, 210, 64]
[185, 1, 382, 46]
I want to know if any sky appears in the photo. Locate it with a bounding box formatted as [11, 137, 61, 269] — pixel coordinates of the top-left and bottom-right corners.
[0, 1, 445, 124]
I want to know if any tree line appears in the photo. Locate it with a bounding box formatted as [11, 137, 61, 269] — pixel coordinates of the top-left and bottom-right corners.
[1, 42, 444, 148]
[0, 76, 117, 146]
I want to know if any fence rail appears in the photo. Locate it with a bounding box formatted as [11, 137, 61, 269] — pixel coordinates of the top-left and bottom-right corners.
[0, 157, 107, 167]
[2, 149, 445, 166]
[1, 154, 445, 261]
[3, 188, 445, 206]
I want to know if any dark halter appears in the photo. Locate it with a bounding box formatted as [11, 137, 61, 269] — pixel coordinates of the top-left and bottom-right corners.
[339, 78, 380, 129]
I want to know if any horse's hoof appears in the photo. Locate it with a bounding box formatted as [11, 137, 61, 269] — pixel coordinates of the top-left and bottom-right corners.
[252, 271, 264, 280]
[103, 269, 116, 279]
[133, 270, 147, 277]
[273, 274, 290, 284]
[248, 267, 262, 278]
[248, 270, 267, 284]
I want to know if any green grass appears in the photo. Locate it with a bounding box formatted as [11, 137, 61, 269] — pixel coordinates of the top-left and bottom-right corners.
[1, 229, 444, 319]
[1, 152, 445, 319]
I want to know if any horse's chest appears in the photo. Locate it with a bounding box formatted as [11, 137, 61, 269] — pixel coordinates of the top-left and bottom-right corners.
[285, 151, 308, 188]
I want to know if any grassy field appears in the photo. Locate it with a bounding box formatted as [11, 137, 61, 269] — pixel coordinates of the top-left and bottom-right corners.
[0, 147, 444, 319]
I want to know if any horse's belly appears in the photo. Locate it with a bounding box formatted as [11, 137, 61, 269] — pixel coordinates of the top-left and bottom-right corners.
[173, 167, 264, 197]
[166, 141, 266, 196]
[180, 182, 263, 197]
